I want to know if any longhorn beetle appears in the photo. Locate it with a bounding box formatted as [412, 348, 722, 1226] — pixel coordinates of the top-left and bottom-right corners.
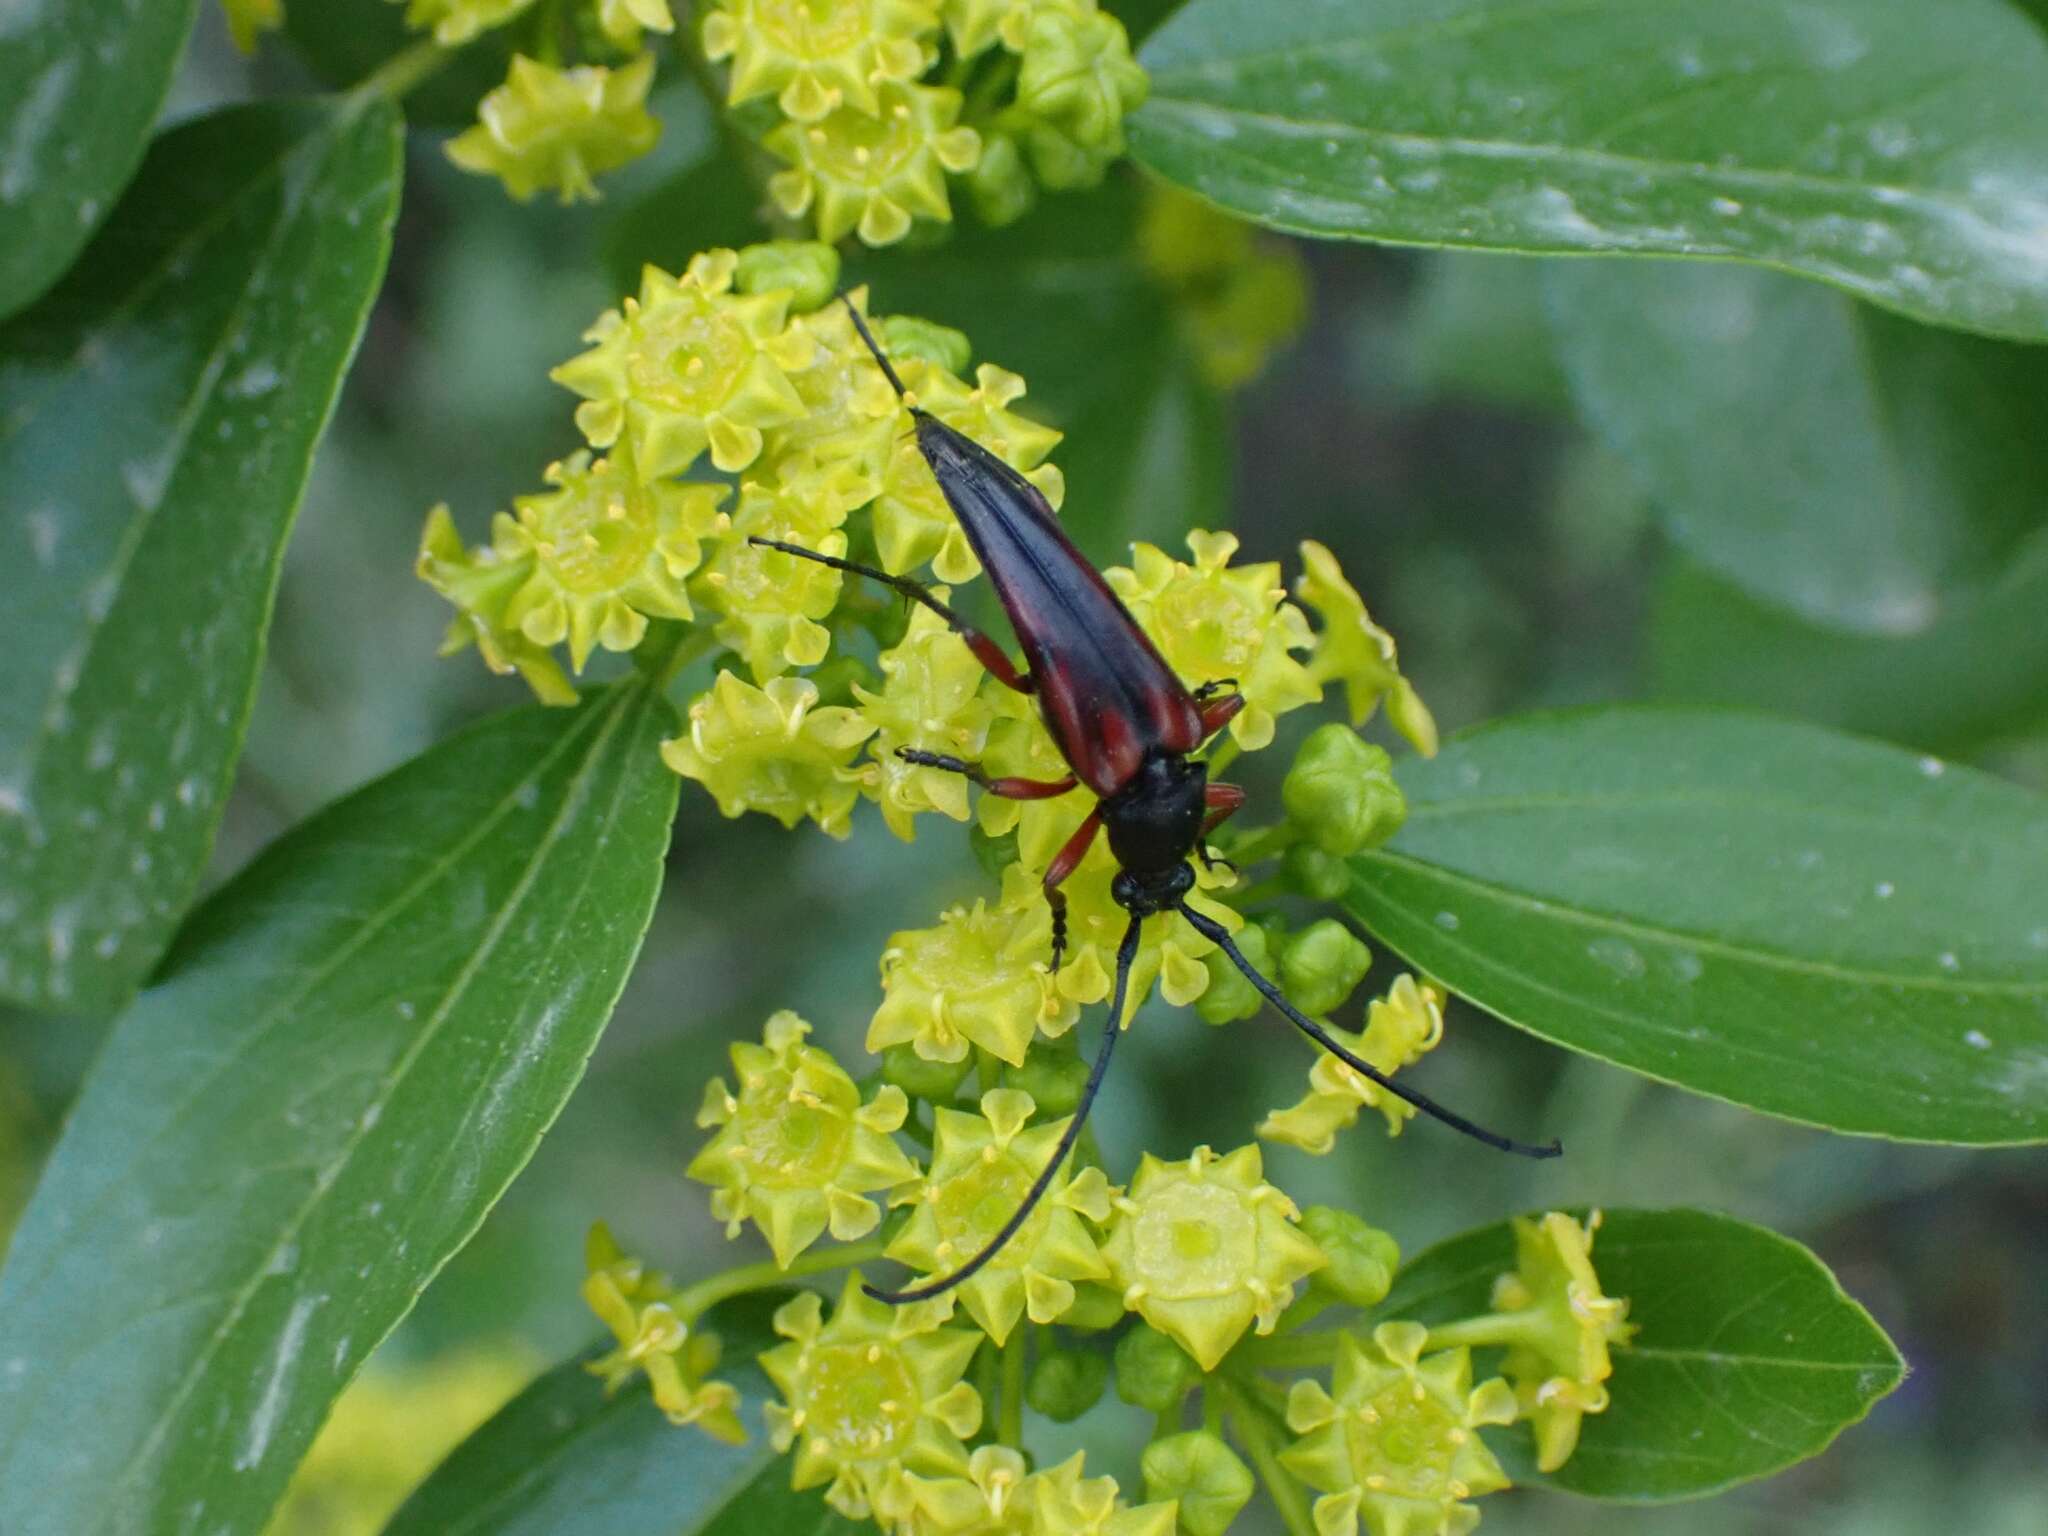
[753, 300, 1560, 1306]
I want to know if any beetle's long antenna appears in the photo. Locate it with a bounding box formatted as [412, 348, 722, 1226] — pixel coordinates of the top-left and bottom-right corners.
[864, 912, 1142, 1306]
[840, 293, 910, 400]
[1176, 903, 1562, 1160]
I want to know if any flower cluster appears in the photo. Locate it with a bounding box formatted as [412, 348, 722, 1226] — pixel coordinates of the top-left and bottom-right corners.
[703, 0, 1149, 243]
[1140, 186, 1312, 390]
[573, 1004, 1630, 1536]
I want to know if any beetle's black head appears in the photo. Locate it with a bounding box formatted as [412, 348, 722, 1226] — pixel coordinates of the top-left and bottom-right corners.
[1102, 751, 1208, 913]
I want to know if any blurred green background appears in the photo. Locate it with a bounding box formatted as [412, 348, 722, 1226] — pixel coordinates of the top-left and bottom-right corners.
[3, 10, 2044, 1534]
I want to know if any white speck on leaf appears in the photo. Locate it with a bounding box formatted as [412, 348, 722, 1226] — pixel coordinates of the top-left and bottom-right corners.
[1964, 1030, 1992, 1050]
[1586, 936, 1646, 980]
[235, 1295, 318, 1470]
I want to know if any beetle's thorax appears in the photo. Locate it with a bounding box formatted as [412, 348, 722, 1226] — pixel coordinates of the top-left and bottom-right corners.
[1102, 751, 1207, 913]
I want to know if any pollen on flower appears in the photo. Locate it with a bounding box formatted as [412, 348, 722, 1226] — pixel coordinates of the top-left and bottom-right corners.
[1107, 531, 1319, 751]
[702, 0, 938, 122]
[766, 81, 981, 246]
[662, 672, 875, 836]
[760, 1274, 983, 1519]
[1100, 1144, 1326, 1370]
[870, 898, 1074, 1066]
[551, 251, 815, 481]
[884, 1088, 1113, 1342]
[445, 54, 661, 204]
[686, 1011, 919, 1268]
[1281, 1321, 1518, 1536]
[1295, 540, 1438, 757]
[1259, 975, 1448, 1154]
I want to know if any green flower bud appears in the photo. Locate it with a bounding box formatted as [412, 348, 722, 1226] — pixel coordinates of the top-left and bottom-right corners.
[1058, 1282, 1128, 1332]
[1278, 919, 1372, 1019]
[733, 240, 841, 312]
[880, 314, 972, 377]
[1195, 920, 1277, 1025]
[965, 132, 1036, 227]
[1002, 1038, 1089, 1118]
[1141, 1431, 1254, 1536]
[1114, 1322, 1202, 1413]
[1027, 1342, 1110, 1422]
[1301, 1206, 1400, 1307]
[1282, 842, 1353, 902]
[1281, 723, 1406, 857]
[881, 1042, 973, 1102]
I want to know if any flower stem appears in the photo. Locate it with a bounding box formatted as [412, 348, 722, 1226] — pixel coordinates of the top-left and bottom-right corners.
[351, 38, 454, 107]
[673, 1237, 886, 1323]
[999, 1333, 1026, 1446]
[1221, 1380, 1315, 1536]
[1423, 1309, 1540, 1354]
[1239, 1328, 1345, 1370]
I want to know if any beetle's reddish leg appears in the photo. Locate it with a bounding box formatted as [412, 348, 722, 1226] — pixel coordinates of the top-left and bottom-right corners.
[1040, 808, 1103, 973]
[748, 538, 1036, 694]
[893, 750, 1076, 800]
[1197, 781, 1247, 875]
[1197, 690, 1245, 742]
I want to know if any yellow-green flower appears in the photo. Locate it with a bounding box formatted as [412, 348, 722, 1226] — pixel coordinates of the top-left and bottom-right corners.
[1258, 974, 1447, 1154]
[417, 504, 578, 706]
[1100, 1144, 1325, 1370]
[221, 0, 283, 53]
[853, 603, 1002, 839]
[1025, 1451, 1180, 1536]
[872, 358, 1064, 582]
[1471, 1212, 1635, 1473]
[491, 443, 728, 671]
[1295, 540, 1438, 757]
[686, 1011, 919, 1267]
[446, 53, 660, 204]
[1107, 531, 1319, 751]
[766, 81, 981, 246]
[1140, 185, 1309, 389]
[937, 0, 1024, 57]
[885, 1088, 1113, 1343]
[596, 0, 674, 47]
[761, 1275, 983, 1519]
[552, 250, 815, 481]
[394, 0, 534, 45]
[703, 0, 938, 122]
[1011, 1, 1148, 189]
[766, 291, 904, 500]
[663, 672, 875, 836]
[695, 475, 847, 679]
[870, 898, 1074, 1066]
[881, 1443, 1032, 1536]
[580, 1222, 745, 1441]
[1282, 1322, 1517, 1536]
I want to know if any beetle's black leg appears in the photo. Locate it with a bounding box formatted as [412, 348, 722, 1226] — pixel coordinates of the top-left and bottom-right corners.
[749, 537, 1036, 693]
[1039, 807, 1102, 974]
[865, 912, 1141, 1306]
[1193, 677, 1239, 700]
[893, 749, 1075, 800]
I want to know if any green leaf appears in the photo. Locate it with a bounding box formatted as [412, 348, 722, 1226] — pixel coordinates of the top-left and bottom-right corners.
[0, 684, 678, 1536]
[1380, 1208, 1904, 1500]
[1651, 552, 2048, 757]
[1343, 708, 2048, 1144]
[0, 99, 403, 1013]
[283, 1, 515, 129]
[1401, 253, 1571, 413]
[1131, 0, 2048, 340]
[1546, 260, 2048, 634]
[0, 0, 197, 317]
[852, 180, 1231, 556]
[386, 1296, 870, 1536]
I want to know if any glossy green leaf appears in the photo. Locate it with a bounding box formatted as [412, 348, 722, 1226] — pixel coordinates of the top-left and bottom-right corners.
[0, 685, 678, 1536]
[0, 99, 402, 1013]
[0, 0, 197, 317]
[1546, 260, 2048, 634]
[1651, 553, 2048, 757]
[853, 180, 1231, 557]
[1344, 709, 2048, 1144]
[1380, 1207, 1904, 1499]
[386, 1297, 869, 1536]
[1132, 0, 2048, 340]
